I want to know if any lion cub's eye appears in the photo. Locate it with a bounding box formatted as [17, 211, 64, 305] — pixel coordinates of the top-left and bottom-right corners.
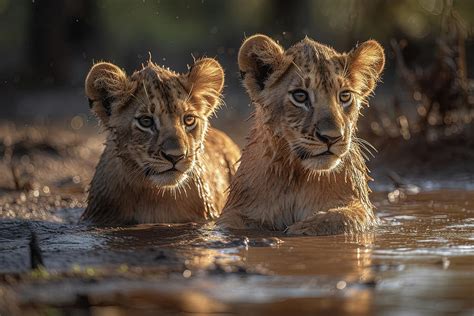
[291, 89, 309, 104]
[137, 115, 154, 128]
[183, 114, 197, 128]
[339, 91, 353, 107]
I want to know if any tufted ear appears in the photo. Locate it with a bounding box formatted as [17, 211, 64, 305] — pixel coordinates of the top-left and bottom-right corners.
[185, 58, 224, 116]
[238, 34, 291, 95]
[347, 40, 385, 97]
[85, 62, 136, 125]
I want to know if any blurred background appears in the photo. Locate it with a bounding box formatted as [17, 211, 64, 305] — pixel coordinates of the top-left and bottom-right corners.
[1, 0, 474, 192]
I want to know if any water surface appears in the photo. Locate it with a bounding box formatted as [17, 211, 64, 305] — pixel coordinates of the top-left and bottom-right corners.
[1, 190, 473, 315]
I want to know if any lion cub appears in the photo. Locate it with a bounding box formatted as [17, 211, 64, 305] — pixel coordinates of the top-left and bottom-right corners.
[81, 57, 240, 225]
[218, 34, 385, 235]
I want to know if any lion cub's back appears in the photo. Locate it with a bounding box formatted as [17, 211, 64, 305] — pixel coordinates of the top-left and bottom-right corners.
[205, 127, 240, 177]
[202, 127, 240, 211]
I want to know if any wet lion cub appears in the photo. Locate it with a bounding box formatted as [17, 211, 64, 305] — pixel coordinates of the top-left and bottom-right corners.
[218, 34, 385, 235]
[82, 57, 240, 225]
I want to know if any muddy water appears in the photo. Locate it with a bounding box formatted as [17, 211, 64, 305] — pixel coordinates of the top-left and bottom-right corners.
[1, 190, 474, 315]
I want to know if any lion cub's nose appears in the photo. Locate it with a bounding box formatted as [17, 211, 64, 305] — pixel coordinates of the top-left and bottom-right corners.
[161, 151, 185, 165]
[315, 130, 343, 145]
[160, 138, 186, 164]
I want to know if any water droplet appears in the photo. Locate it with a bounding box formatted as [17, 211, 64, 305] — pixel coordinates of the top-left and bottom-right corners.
[71, 115, 84, 130]
[336, 280, 347, 290]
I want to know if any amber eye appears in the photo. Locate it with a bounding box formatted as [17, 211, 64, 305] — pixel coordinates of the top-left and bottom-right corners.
[183, 114, 196, 128]
[137, 115, 154, 128]
[291, 89, 309, 104]
[339, 91, 353, 106]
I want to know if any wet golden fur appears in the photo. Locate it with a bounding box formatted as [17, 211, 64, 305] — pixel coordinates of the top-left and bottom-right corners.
[81, 58, 240, 225]
[217, 34, 385, 235]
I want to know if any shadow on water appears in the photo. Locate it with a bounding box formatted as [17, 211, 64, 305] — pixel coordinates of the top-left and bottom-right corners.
[0, 190, 473, 315]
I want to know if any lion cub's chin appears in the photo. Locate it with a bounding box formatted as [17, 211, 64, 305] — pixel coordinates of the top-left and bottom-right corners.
[301, 155, 342, 172]
[148, 171, 189, 188]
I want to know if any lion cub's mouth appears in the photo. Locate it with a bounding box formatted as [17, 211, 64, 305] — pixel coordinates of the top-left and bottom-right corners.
[143, 165, 190, 187]
[294, 147, 337, 160]
[144, 166, 183, 177]
[314, 150, 334, 157]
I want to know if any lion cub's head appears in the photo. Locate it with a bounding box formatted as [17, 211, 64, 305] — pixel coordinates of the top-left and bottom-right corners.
[85, 58, 224, 187]
[239, 35, 384, 172]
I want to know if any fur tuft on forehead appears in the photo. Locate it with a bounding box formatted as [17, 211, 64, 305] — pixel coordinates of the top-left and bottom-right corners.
[130, 60, 180, 85]
[287, 37, 338, 61]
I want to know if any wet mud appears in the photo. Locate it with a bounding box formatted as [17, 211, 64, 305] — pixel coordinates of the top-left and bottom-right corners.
[0, 190, 473, 315]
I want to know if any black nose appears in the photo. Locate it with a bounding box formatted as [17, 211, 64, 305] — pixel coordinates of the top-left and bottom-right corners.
[161, 151, 185, 164]
[315, 131, 343, 145]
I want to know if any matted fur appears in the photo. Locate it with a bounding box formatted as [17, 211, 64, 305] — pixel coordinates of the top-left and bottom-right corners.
[81, 57, 240, 225]
[217, 34, 385, 235]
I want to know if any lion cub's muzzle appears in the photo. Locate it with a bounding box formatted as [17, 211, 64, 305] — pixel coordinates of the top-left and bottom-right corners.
[144, 151, 188, 175]
[294, 121, 349, 171]
[314, 129, 343, 147]
[302, 124, 345, 158]
[144, 137, 193, 185]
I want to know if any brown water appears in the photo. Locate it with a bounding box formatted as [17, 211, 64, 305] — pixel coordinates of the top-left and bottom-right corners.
[1, 190, 474, 315]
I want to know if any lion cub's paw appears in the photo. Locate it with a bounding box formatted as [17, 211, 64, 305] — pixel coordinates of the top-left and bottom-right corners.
[216, 212, 247, 230]
[285, 211, 352, 236]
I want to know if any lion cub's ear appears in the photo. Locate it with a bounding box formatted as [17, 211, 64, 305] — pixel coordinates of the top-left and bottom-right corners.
[85, 62, 135, 125]
[185, 58, 224, 116]
[347, 40, 385, 96]
[238, 34, 289, 95]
